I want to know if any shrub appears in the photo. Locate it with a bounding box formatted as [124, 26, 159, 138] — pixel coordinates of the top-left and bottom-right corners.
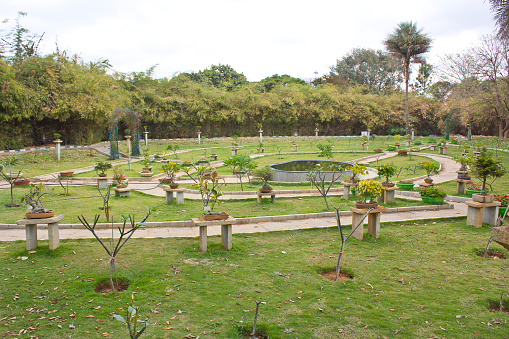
[418, 186, 447, 198]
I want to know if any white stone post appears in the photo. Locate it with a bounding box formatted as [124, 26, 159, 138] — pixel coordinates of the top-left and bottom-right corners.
[55, 139, 62, 161]
[198, 131, 201, 144]
[259, 129, 263, 144]
[125, 135, 131, 171]
[315, 128, 319, 141]
[144, 131, 149, 146]
[411, 129, 415, 141]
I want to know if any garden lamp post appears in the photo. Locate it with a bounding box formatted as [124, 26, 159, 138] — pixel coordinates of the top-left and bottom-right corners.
[259, 129, 263, 144]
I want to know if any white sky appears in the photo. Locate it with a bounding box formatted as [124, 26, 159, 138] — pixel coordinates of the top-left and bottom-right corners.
[0, 0, 497, 82]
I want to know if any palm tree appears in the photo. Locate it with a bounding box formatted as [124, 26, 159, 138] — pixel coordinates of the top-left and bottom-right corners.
[488, 0, 509, 39]
[383, 22, 432, 134]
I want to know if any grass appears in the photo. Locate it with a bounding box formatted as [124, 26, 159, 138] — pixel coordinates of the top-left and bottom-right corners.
[0, 185, 427, 224]
[1, 218, 508, 338]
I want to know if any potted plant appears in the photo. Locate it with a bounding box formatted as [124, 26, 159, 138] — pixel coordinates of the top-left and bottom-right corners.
[470, 150, 505, 203]
[355, 179, 383, 209]
[21, 183, 54, 219]
[192, 171, 228, 220]
[374, 148, 383, 153]
[257, 142, 265, 153]
[421, 161, 439, 184]
[453, 154, 472, 179]
[494, 194, 509, 217]
[376, 164, 397, 187]
[393, 134, 401, 148]
[466, 181, 482, 197]
[347, 164, 368, 183]
[59, 170, 74, 177]
[450, 138, 458, 144]
[418, 185, 447, 205]
[161, 162, 181, 188]
[254, 167, 274, 193]
[13, 177, 31, 186]
[397, 149, 408, 156]
[386, 145, 396, 152]
[112, 167, 128, 188]
[94, 161, 112, 177]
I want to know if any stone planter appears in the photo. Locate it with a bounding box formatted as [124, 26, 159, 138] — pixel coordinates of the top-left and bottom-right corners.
[472, 193, 494, 203]
[355, 201, 378, 209]
[139, 171, 153, 177]
[26, 211, 55, 219]
[202, 212, 229, 221]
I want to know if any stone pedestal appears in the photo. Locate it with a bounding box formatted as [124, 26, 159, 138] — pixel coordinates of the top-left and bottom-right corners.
[430, 144, 437, 151]
[466, 200, 501, 228]
[192, 217, 237, 251]
[377, 186, 398, 204]
[455, 178, 473, 195]
[198, 132, 201, 144]
[257, 191, 275, 203]
[144, 131, 149, 146]
[211, 154, 218, 161]
[97, 177, 108, 189]
[231, 148, 238, 156]
[259, 130, 263, 144]
[439, 146, 447, 155]
[114, 187, 130, 197]
[55, 139, 62, 161]
[17, 214, 64, 250]
[342, 182, 357, 199]
[163, 187, 184, 205]
[350, 206, 388, 240]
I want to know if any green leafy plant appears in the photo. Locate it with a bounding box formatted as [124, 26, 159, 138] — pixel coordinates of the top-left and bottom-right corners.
[53, 132, 61, 140]
[223, 154, 257, 191]
[112, 167, 128, 187]
[161, 162, 181, 183]
[356, 179, 383, 203]
[317, 143, 333, 158]
[94, 161, 112, 176]
[21, 183, 52, 213]
[192, 170, 225, 212]
[0, 155, 23, 207]
[376, 163, 397, 185]
[254, 166, 274, 191]
[165, 144, 180, 159]
[113, 294, 148, 339]
[348, 164, 368, 182]
[470, 150, 505, 195]
[418, 185, 447, 198]
[420, 161, 439, 178]
[393, 134, 401, 144]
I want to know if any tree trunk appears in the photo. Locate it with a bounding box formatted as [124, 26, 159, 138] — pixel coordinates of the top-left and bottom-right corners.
[404, 61, 410, 135]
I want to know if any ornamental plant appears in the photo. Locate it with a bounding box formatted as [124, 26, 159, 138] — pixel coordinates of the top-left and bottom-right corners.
[376, 163, 397, 185]
[113, 167, 128, 187]
[420, 161, 439, 178]
[418, 186, 447, 198]
[348, 164, 368, 182]
[494, 194, 509, 207]
[356, 179, 383, 203]
[470, 150, 505, 195]
[94, 161, 112, 176]
[393, 134, 401, 144]
[161, 162, 181, 183]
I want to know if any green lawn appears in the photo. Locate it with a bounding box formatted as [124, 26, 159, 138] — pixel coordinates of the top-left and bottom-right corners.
[1, 218, 508, 338]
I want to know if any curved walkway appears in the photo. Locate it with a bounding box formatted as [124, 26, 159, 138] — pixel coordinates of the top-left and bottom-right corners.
[0, 150, 471, 242]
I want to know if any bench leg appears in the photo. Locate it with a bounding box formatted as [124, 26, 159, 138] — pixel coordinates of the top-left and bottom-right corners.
[483, 206, 499, 226]
[257, 194, 262, 203]
[25, 224, 37, 251]
[199, 226, 207, 252]
[176, 192, 184, 205]
[48, 222, 60, 250]
[271, 194, 275, 203]
[351, 213, 364, 240]
[343, 187, 350, 200]
[166, 191, 174, 204]
[467, 206, 483, 228]
[367, 213, 380, 238]
[221, 224, 232, 250]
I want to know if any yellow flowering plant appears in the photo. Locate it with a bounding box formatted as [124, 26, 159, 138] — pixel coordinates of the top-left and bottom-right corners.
[356, 179, 383, 203]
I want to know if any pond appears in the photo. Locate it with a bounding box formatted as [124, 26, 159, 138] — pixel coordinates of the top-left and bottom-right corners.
[268, 160, 353, 183]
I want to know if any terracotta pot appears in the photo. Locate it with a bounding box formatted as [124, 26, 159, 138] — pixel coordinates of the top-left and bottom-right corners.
[26, 211, 55, 219]
[382, 182, 395, 188]
[59, 171, 74, 177]
[355, 202, 378, 209]
[98, 173, 107, 177]
[13, 179, 30, 186]
[202, 212, 229, 221]
[424, 178, 433, 184]
[170, 183, 179, 189]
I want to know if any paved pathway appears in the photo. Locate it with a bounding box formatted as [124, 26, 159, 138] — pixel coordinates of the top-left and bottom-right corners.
[0, 149, 473, 242]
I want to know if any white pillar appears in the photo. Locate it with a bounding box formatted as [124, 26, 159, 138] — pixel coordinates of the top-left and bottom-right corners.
[315, 128, 319, 141]
[55, 139, 62, 161]
[144, 131, 149, 146]
[411, 129, 415, 141]
[259, 129, 263, 144]
[198, 132, 201, 144]
[126, 136, 131, 170]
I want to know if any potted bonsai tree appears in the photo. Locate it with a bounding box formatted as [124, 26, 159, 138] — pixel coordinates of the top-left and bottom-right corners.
[355, 179, 383, 209]
[376, 163, 397, 187]
[161, 162, 181, 188]
[418, 185, 447, 205]
[94, 161, 112, 177]
[112, 167, 128, 188]
[192, 170, 228, 220]
[421, 161, 439, 184]
[347, 164, 368, 183]
[470, 149, 505, 203]
[453, 154, 472, 180]
[21, 183, 54, 219]
[393, 134, 401, 148]
[254, 167, 275, 193]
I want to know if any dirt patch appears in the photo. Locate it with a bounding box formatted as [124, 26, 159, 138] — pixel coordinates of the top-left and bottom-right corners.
[242, 329, 269, 339]
[319, 269, 353, 281]
[479, 250, 506, 259]
[94, 280, 129, 293]
[487, 300, 509, 314]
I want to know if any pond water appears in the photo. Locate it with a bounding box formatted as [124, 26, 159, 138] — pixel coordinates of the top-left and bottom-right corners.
[268, 160, 353, 183]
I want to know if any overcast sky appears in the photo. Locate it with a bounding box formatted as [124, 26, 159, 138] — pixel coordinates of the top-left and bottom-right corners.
[1, 0, 497, 82]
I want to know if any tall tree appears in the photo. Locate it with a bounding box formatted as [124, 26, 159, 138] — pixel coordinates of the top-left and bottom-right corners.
[188, 64, 248, 91]
[488, 0, 509, 39]
[260, 74, 306, 92]
[328, 48, 403, 94]
[383, 21, 432, 134]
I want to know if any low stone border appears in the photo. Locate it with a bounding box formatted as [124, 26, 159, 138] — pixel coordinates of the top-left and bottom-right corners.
[0, 203, 453, 230]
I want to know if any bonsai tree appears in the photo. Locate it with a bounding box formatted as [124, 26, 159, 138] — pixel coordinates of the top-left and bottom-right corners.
[0, 156, 23, 207]
[420, 161, 439, 179]
[94, 161, 112, 177]
[161, 162, 181, 184]
[21, 183, 52, 214]
[166, 144, 179, 159]
[393, 134, 401, 144]
[317, 143, 333, 159]
[376, 163, 397, 186]
[223, 154, 257, 191]
[112, 167, 128, 188]
[347, 164, 368, 183]
[356, 179, 383, 204]
[192, 170, 225, 213]
[453, 154, 472, 172]
[470, 150, 505, 195]
[254, 167, 275, 192]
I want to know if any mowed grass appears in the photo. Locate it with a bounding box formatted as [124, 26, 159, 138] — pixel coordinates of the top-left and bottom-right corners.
[1, 218, 508, 338]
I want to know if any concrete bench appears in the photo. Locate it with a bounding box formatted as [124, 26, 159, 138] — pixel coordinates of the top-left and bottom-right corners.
[191, 217, 237, 251]
[350, 206, 388, 240]
[17, 214, 64, 251]
[342, 182, 357, 199]
[257, 191, 275, 203]
[163, 187, 184, 205]
[466, 200, 500, 228]
[455, 178, 473, 195]
[290, 144, 298, 151]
